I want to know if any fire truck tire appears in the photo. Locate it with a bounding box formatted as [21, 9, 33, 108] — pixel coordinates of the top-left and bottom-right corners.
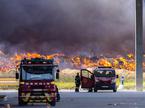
[113, 89, 117, 92]
[75, 88, 79, 92]
[18, 99, 27, 106]
[50, 101, 56, 106]
[57, 93, 60, 102]
[94, 88, 98, 92]
[88, 88, 93, 92]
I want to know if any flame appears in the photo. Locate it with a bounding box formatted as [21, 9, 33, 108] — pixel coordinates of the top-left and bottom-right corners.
[98, 58, 112, 67]
[0, 51, 143, 73]
[0, 52, 64, 72]
[70, 55, 135, 70]
[12, 53, 63, 61]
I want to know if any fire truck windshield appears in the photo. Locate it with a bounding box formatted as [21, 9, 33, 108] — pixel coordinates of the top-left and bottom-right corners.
[21, 66, 53, 80]
[94, 70, 115, 77]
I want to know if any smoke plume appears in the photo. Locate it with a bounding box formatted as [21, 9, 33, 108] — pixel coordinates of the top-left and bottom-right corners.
[0, 0, 143, 56]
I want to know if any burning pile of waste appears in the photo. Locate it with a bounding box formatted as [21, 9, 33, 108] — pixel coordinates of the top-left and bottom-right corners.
[0, 50, 140, 75]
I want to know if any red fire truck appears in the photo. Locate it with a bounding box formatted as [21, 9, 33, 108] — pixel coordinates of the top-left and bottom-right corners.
[80, 67, 118, 92]
[16, 58, 60, 106]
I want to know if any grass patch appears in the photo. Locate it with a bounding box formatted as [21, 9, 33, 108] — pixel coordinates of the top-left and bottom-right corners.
[1, 80, 145, 90]
[0, 78, 16, 81]
[123, 82, 135, 90]
[55, 82, 75, 90]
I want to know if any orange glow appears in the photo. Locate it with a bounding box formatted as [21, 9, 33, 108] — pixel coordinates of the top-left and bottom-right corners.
[70, 55, 135, 70]
[0, 52, 64, 72]
[12, 53, 63, 61]
[0, 51, 143, 72]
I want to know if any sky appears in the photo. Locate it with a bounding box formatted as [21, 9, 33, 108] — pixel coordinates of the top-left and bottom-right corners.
[0, 0, 144, 56]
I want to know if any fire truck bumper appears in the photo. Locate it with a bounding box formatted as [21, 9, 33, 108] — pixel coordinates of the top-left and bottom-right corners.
[19, 93, 56, 103]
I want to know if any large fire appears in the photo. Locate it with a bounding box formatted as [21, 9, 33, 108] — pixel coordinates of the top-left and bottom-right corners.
[13, 53, 64, 61]
[70, 54, 135, 71]
[0, 52, 144, 73]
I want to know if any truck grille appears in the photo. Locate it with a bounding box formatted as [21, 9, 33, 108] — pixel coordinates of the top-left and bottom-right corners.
[31, 91, 44, 96]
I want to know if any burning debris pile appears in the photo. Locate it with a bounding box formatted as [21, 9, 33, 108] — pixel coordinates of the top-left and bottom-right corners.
[0, 51, 140, 74]
[67, 54, 135, 71]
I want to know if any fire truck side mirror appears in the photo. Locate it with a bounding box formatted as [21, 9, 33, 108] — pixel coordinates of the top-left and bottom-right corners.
[56, 73, 59, 79]
[57, 69, 60, 73]
[56, 70, 60, 79]
[16, 73, 19, 79]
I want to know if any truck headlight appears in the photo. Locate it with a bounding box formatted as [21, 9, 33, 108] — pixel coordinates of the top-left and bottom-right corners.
[111, 79, 116, 84]
[26, 83, 29, 85]
[39, 83, 42, 85]
[95, 79, 99, 82]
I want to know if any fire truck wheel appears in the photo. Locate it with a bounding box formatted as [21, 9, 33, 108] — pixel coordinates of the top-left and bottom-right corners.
[94, 88, 98, 92]
[113, 89, 117, 92]
[57, 93, 60, 102]
[18, 99, 27, 106]
[88, 88, 93, 92]
[75, 88, 79, 92]
[50, 101, 56, 106]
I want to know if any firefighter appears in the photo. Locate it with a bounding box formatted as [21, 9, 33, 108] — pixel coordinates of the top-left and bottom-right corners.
[121, 75, 125, 85]
[75, 73, 81, 92]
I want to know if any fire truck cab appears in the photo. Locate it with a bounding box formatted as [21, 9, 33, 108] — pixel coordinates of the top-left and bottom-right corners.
[80, 67, 118, 92]
[16, 58, 60, 106]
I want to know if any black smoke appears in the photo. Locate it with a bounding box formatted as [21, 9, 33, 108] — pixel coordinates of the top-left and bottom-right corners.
[0, 0, 142, 56]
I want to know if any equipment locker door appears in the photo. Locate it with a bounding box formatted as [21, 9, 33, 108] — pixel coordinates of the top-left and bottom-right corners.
[80, 69, 94, 88]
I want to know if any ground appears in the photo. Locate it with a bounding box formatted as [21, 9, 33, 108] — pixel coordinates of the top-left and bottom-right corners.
[1, 90, 145, 108]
